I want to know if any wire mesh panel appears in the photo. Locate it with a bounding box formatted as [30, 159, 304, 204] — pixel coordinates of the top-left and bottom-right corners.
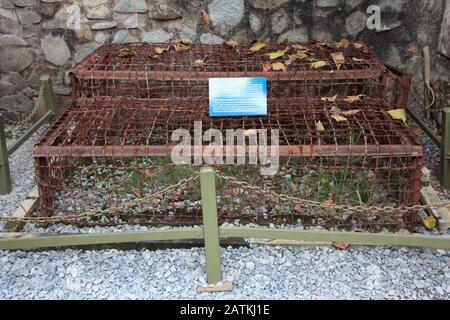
[33, 97, 423, 231]
[69, 42, 410, 108]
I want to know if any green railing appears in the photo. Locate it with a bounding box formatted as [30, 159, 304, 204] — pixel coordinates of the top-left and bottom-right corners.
[0, 76, 56, 195]
[1, 167, 450, 285]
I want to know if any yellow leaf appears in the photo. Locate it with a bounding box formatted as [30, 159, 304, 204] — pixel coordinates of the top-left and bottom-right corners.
[421, 215, 437, 230]
[200, 9, 209, 27]
[332, 242, 351, 250]
[321, 94, 338, 102]
[332, 115, 348, 122]
[387, 109, 407, 125]
[249, 40, 267, 53]
[341, 109, 361, 116]
[343, 94, 364, 103]
[352, 57, 364, 62]
[154, 46, 169, 55]
[266, 49, 286, 60]
[194, 59, 206, 67]
[225, 39, 238, 48]
[331, 52, 345, 70]
[310, 60, 328, 69]
[316, 120, 325, 133]
[271, 62, 286, 71]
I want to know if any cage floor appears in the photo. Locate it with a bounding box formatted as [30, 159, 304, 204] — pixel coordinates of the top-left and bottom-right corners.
[34, 97, 421, 158]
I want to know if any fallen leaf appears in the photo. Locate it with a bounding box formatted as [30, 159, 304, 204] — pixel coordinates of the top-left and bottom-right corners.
[249, 40, 267, 53]
[119, 48, 137, 59]
[285, 51, 308, 65]
[225, 39, 238, 48]
[353, 42, 364, 49]
[292, 44, 309, 51]
[338, 38, 350, 48]
[293, 203, 303, 213]
[266, 49, 286, 60]
[332, 115, 348, 122]
[352, 57, 364, 62]
[271, 62, 286, 71]
[144, 168, 152, 178]
[194, 58, 207, 67]
[154, 46, 169, 55]
[290, 182, 298, 192]
[244, 129, 260, 137]
[421, 215, 437, 230]
[332, 241, 351, 250]
[261, 62, 271, 72]
[310, 60, 328, 69]
[171, 192, 181, 202]
[330, 106, 342, 114]
[200, 9, 209, 27]
[341, 109, 361, 116]
[387, 109, 407, 125]
[331, 52, 345, 70]
[172, 41, 190, 52]
[321, 94, 338, 102]
[130, 187, 142, 198]
[316, 120, 325, 133]
[343, 94, 364, 103]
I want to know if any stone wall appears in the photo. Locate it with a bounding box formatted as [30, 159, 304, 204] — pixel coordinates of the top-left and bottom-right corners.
[0, 0, 449, 118]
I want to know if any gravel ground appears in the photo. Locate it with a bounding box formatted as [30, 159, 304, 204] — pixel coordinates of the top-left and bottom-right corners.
[0, 124, 449, 300]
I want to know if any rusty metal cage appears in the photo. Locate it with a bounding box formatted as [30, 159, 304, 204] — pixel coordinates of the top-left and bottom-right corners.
[33, 97, 423, 231]
[69, 42, 411, 109]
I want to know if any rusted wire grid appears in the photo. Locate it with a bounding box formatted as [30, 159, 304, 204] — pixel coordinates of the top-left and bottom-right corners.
[32, 97, 423, 231]
[69, 42, 409, 107]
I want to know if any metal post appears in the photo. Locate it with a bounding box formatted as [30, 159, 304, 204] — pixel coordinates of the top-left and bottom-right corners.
[442, 108, 450, 190]
[0, 114, 12, 195]
[39, 75, 56, 116]
[200, 166, 222, 284]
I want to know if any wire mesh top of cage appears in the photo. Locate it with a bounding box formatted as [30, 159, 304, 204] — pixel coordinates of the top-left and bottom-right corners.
[70, 42, 386, 81]
[34, 96, 421, 159]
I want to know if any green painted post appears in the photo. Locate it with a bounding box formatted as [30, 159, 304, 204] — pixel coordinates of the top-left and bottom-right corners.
[0, 114, 12, 195]
[200, 167, 222, 284]
[39, 75, 56, 116]
[442, 108, 450, 190]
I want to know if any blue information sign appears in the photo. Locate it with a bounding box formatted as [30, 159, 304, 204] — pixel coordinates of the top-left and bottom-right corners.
[209, 77, 267, 117]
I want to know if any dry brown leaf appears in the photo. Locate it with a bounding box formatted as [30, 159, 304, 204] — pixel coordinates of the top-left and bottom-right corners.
[266, 49, 287, 60]
[271, 62, 286, 71]
[338, 38, 351, 48]
[352, 57, 364, 62]
[353, 42, 364, 49]
[200, 9, 209, 27]
[130, 187, 142, 198]
[332, 115, 348, 122]
[144, 168, 152, 178]
[321, 94, 338, 103]
[331, 52, 345, 70]
[119, 48, 137, 59]
[154, 46, 170, 55]
[343, 94, 364, 103]
[316, 120, 325, 133]
[310, 60, 328, 69]
[341, 109, 361, 116]
[194, 58, 207, 67]
[293, 203, 303, 213]
[249, 40, 267, 53]
[332, 241, 351, 250]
